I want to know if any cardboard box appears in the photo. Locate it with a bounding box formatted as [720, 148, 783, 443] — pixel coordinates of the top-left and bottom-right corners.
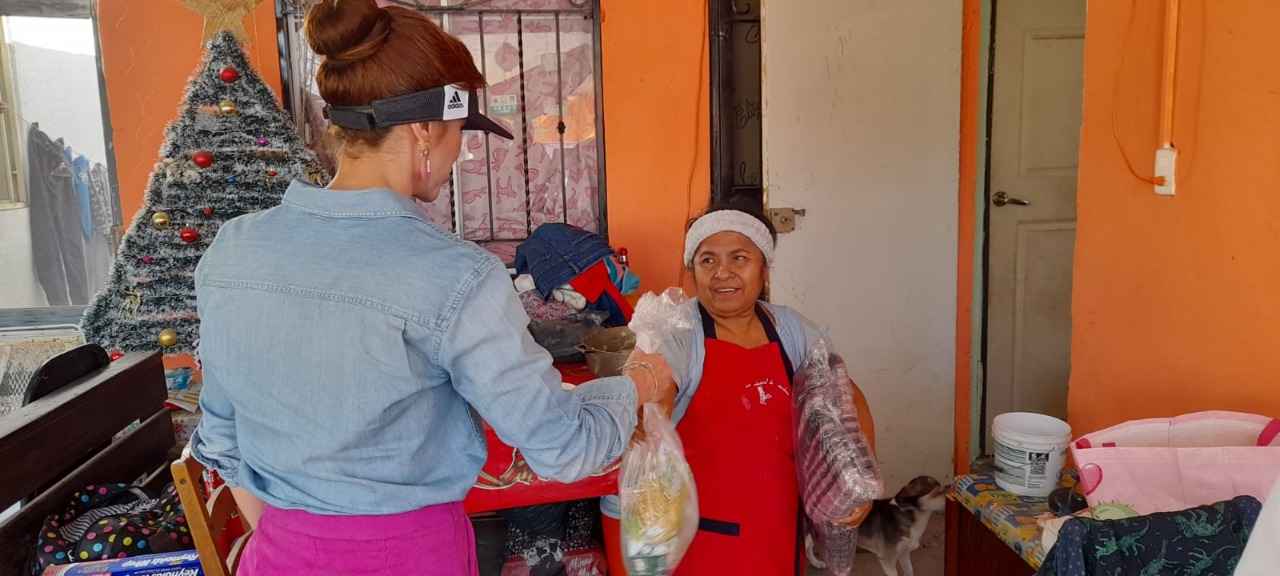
[42, 550, 202, 576]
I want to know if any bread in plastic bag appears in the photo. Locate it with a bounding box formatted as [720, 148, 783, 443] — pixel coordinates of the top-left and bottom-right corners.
[793, 339, 883, 522]
[618, 288, 698, 575]
[619, 403, 699, 575]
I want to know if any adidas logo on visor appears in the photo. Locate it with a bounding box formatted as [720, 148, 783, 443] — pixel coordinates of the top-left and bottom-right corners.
[447, 92, 465, 111]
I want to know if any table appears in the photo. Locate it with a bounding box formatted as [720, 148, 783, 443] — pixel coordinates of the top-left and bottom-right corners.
[168, 364, 622, 514]
[944, 471, 1078, 576]
[463, 363, 620, 513]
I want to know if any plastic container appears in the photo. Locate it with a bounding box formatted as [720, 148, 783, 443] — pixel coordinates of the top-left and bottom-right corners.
[992, 412, 1072, 497]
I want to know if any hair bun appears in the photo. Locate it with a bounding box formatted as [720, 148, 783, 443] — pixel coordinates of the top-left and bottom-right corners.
[305, 0, 393, 66]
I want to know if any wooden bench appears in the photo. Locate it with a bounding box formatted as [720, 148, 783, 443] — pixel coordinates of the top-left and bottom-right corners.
[0, 352, 173, 576]
[945, 472, 1078, 576]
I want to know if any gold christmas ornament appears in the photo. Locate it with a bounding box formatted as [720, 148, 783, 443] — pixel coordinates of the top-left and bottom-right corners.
[151, 211, 171, 229]
[158, 329, 179, 348]
[219, 99, 238, 115]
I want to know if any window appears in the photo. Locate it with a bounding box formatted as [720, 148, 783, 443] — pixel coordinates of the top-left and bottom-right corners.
[0, 9, 123, 329]
[709, 0, 763, 211]
[279, 0, 607, 263]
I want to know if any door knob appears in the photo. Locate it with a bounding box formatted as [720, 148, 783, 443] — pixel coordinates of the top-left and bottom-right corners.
[993, 191, 1030, 207]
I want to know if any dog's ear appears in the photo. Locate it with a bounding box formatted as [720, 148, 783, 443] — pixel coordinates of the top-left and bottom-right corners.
[894, 475, 942, 504]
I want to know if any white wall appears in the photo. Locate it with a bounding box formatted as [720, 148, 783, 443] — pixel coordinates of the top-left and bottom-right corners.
[0, 207, 46, 308]
[762, 0, 961, 487]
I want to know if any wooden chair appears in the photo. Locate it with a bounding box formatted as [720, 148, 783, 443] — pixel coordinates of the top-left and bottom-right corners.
[171, 453, 252, 576]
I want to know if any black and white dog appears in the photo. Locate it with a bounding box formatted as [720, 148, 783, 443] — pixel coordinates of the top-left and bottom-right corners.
[806, 476, 948, 576]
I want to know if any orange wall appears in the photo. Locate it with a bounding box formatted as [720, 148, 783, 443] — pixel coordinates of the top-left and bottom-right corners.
[98, 1, 706, 294]
[1070, 0, 1280, 435]
[953, 0, 981, 475]
[599, 0, 710, 292]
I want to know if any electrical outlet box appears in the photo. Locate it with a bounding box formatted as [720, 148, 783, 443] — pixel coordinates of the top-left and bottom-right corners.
[1155, 147, 1177, 196]
[768, 207, 806, 233]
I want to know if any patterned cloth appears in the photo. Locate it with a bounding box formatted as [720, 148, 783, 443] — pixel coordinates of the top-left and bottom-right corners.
[502, 500, 605, 575]
[1037, 496, 1261, 576]
[951, 472, 1080, 569]
[520, 290, 577, 322]
[33, 483, 192, 574]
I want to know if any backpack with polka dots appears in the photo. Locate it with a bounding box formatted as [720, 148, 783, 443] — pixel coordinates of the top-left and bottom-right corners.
[31, 482, 193, 575]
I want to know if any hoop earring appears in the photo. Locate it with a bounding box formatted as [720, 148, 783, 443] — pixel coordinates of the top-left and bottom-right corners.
[419, 143, 431, 182]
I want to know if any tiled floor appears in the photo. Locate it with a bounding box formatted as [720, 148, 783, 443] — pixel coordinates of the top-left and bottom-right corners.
[809, 515, 946, 576]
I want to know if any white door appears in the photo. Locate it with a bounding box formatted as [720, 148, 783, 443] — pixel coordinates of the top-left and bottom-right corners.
[760, 0, 962, 487]
[984, 0, 1087, 448]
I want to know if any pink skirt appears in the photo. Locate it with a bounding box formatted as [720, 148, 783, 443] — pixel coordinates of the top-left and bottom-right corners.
[239, 501, 478, 575]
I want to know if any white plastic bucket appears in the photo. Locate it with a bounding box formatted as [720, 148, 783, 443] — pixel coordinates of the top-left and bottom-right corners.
[992, 412, 1072, 497]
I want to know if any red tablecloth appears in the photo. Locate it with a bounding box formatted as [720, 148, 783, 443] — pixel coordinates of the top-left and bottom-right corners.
[463, 363, 621, 513]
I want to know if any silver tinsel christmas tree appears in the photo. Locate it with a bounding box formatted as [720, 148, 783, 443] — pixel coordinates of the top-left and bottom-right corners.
[81, 30, 327, 356]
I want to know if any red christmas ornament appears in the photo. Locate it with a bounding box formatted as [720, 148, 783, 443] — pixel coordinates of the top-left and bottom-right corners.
[220, 66, 240, 83]
[203, 206, 214, 217]
[192, 151, 213, 168]
[267, 170, 278, 177]
[180, 227, 200, 243]
[109, 351, 124, 362]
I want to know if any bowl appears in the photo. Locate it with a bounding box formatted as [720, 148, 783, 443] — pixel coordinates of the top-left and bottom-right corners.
[577, 327, 636, 377]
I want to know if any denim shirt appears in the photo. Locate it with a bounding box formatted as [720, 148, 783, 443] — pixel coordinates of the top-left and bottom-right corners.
[600, 299, 828, 518]
[190, 181, 638, 516]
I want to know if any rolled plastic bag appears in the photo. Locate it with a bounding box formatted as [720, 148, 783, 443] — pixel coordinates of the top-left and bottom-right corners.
[809, 521, 859, 576]
[619, 288, 698, 575]
[793, 339, 883, 575]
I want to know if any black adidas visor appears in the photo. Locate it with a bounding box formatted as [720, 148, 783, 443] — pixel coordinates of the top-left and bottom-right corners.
[326, 84, 514, 139]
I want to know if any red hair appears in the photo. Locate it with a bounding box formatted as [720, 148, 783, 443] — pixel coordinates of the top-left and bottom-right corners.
[305, 0, 486, 149]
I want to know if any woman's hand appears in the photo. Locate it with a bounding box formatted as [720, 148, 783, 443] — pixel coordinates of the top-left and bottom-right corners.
[623, 350, 676, 407]
[835, 501, 873, 528]
[623, 350, 676, 446]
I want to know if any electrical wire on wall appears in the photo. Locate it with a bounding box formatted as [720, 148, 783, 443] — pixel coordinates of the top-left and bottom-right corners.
[1113, 0, 1199, 189]
[675, 0, 710, 290]
[1112, 0, 1165, 187]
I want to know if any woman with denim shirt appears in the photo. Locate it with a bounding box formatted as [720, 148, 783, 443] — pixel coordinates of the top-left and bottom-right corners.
[186, 2, 674, 573]
[600, 206, 877, 575]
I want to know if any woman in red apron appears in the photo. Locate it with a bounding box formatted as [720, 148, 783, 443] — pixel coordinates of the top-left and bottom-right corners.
[673, 300, 803, 574]
[602, 206, 876, 575]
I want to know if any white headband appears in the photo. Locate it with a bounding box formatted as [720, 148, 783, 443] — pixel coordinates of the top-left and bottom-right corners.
[684, 210, 776, 266]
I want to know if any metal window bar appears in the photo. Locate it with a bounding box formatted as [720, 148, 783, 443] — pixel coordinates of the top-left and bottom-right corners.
[276, 0, 607, 250]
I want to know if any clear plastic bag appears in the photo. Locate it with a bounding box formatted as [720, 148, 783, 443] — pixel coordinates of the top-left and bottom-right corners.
[618, 288, 698, 575]
[627, 288, 695, 355]
[793, 339, 883, 521]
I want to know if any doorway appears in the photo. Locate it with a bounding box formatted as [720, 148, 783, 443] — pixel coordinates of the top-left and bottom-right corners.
[981, 0, 1088, 452]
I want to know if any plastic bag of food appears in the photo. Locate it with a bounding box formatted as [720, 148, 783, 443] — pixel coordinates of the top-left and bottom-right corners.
[618, 288, 698, 575]
[619, 403, 698, 575]
[793, 339, 883, 521]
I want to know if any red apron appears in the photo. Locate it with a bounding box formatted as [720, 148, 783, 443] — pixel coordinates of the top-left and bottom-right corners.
[673, 304, 802, 576]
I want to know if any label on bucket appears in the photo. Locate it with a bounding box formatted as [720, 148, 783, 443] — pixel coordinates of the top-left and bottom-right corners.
[994, 442, 1058, 491]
